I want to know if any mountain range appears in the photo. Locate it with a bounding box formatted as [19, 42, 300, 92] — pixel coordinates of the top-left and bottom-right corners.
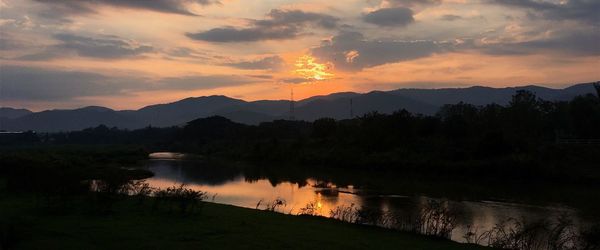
[1, 82, 597, 132]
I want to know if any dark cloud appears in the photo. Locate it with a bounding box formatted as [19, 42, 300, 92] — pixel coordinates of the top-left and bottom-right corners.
[254, 9, 339, 29]
[247, 75, 274, 80]
[0, 66, 138, 100]
[224, 56, 285, 70]
[488, 0, 600, 24]
[186, 26, 299, 42]
[18, 33, 153, 60]
[32, 0, 219, 17]
[0, 66, 262, 101]
[364, 0, 442, 27]
[440, 14, 462, 21]
[186, 9, 339, 42]
[16, 51, 61, 61]
[477, 31, 600, 56]
[0, 34, 26, 51]
[311, 31, 442, 71]
[363, 7, 414, 27]
[387, 0, 441, 7]
[55, 33, 153, 58]
[164, 47, 210, 60]
[281, 77, 310, 84]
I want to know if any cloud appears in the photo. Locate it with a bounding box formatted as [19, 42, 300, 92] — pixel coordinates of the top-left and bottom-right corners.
[164, 47, 210, 60]
[158, 75, 259, 90]
[0, 33, 27, 50]
[186, 26, 299, 43]
[363, 7, 414, 27]
[0, 65, 139, 100]
[387, 0, 441, 7]
[0, 37, 17, 50]
[18, 33, 153, 60]
[0, 66, 262, 101]
[186, 9, 339, 42]
[55, 33, 153, 58]
[476, 30, 600, 56]
[224, 56, 285, 70]
[16, 51, 60, 61]
[440, 14, 462, 21]
[280, 77, 311, 84]
[363, 0, 442, 27]
[345, 50, 360, 63]
[311, 31, 442, 71]
[488, 0, 600, 25]
[32, 0, 219, 17]
[246, 74, 274, 80]
[254, 9, 339, 29]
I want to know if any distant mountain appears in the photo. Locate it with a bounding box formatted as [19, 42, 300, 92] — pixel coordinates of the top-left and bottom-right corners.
[211, 110, 277, 125]
[1, 82, 597, 132]
[295, 91, 437, 120]
[131, 95, 247, 127]
[1, 106, 141, 132]
[389, 83, 596, 107]
[0, 107, 32, 119]
[211, 100, 290, 123]
[297, 92, 361, 106]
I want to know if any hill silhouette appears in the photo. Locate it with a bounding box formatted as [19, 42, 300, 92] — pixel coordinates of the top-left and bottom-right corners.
[0, 107, 32, 119]
[1, 82, 596, 132]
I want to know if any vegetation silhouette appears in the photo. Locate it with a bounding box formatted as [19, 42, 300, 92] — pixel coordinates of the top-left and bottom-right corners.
[3, 90, 599, 186]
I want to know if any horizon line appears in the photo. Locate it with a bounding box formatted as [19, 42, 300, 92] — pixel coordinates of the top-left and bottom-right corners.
[2, 81, 597, 112]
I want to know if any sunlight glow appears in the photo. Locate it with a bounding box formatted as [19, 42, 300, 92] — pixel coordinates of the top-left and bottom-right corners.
[294, 55, 334, 81]
[345, 50, 359, 63]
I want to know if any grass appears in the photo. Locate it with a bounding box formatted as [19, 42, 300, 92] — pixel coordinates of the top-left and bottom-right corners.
[0, 194, 488, 250]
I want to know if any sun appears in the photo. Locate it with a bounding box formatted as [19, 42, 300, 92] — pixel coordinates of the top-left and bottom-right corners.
[294, 55, 334, 82]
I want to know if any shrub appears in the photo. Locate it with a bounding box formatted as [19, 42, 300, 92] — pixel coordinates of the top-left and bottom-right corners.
[153, 184, 207, 215]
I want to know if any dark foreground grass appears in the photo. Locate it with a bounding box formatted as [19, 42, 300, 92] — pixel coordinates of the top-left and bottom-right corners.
[0, 195, 488, 250]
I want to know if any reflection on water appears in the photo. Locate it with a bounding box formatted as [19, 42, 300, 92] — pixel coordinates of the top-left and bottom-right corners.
[149, 152, 187, 160]
[143, 156, 581, 243]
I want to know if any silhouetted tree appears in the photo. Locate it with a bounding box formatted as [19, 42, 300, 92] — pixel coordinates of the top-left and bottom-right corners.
[568, 95, 600, 138]
[505, 90, 544, 151]
[437, 102, 478, 142]
[312, 118, 337, 139]
[9, 89, 600, 182]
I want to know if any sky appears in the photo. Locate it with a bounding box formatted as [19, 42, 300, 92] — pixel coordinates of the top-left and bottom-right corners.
[0, 0, 598, 111]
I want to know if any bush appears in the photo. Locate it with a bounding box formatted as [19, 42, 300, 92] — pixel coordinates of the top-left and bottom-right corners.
[153, 184, 207, 215]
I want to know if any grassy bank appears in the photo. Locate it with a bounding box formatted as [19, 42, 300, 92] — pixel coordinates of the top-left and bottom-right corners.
[0, 194, 486, 250]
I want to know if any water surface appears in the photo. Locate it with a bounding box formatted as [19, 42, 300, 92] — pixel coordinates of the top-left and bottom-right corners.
[143, 153, 581, 243]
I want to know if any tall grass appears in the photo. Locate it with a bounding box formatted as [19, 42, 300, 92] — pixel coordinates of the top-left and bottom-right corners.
[327, 200, 597, 249]
[416, 200, 457, 238]
[462, 214, 599, 250]
[329, 203, 358, 222]
[262, 197, 287, 212]
[328, 200, 458, 239]
[298, 202, 321, 216]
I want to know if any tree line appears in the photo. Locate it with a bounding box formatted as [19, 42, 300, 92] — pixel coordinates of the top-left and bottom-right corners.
[3, 90, 599, 182]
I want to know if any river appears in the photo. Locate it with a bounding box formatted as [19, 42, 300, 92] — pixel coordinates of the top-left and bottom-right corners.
[143, 152, 584, 244]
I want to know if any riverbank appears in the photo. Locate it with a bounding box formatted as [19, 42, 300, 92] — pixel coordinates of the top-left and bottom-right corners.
[0, 194, 486, 250]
